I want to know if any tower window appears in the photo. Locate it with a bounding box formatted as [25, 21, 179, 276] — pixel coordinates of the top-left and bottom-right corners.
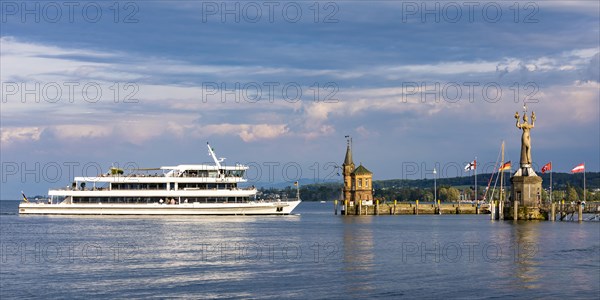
[358, 179, 362, 187]
[365, 179, 369, 188]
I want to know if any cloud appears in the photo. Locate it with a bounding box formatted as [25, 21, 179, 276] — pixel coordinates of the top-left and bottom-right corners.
[356, 125, 378, 138]
[301, 125, 335, 140]
[1, 36, 598, 153]
[1, 127, 42, 145]
[205, 123, 289, 142]
[0, 36, 115, 59]
[382, 61, 498, 76]
[541, 81, 600, 124]
[494, 49, 599, 79]
[49, 124, 112, 140]
[583, 52, 600, 83]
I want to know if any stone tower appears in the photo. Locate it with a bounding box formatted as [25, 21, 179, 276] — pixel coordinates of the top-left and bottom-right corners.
[342, 139, 374, 204]
[342, 141, 354, 203]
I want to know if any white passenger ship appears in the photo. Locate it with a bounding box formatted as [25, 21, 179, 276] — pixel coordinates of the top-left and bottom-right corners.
[19, 143, 301, 215]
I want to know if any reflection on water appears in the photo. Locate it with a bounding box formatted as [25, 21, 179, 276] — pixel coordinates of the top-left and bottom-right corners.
[342, 216, 375, 293]
[509, 222, 542, 290]
[0, 201, 598, 298]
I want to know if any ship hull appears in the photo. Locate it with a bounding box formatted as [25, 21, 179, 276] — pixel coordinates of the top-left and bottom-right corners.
[18, 201, 301, 215]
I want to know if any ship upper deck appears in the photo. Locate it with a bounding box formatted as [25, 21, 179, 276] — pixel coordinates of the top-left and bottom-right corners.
[73, 164, 249, 183]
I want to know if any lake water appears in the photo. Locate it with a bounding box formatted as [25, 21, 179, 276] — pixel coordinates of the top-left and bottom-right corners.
[1, 200, 598, 299]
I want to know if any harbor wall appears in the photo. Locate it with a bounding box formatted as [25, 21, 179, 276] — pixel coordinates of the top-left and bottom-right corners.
[338, 201, 487, 215]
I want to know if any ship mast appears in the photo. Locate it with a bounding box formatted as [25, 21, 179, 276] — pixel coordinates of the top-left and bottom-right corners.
[499, 141, 505, 220]
[207, 142, 224, 168]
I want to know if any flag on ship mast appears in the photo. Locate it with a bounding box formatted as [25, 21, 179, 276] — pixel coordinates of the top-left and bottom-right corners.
[21, 191, 29, 203]
[499, 161, 512, 171]
[571, 163, 585, 173]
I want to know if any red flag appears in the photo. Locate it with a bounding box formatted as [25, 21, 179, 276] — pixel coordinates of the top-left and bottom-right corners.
[541, 162, 552, 174]
[571, 163, 585, 173]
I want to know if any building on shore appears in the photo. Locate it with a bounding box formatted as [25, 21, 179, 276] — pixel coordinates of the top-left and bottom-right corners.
[342, 140, 373, 205]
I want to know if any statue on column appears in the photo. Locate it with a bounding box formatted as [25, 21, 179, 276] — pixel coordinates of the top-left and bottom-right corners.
[515, 107, 535, 167]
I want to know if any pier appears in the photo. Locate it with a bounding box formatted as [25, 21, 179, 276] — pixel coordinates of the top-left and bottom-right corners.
[334, 199, 600, 221]
[335, 200, 489, 215]
[547, 201, 600, 221]
[335, 127, 597, 221]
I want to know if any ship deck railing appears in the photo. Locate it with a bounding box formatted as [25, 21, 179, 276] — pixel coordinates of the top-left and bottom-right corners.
[51, 186, 257, 191]
[95, 173, 245, 178]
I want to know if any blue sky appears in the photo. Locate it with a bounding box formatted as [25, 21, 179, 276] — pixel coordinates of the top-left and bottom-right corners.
[1, 1, 599, 198]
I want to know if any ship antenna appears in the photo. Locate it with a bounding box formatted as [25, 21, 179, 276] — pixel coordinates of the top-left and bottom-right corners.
[207, 142, 223, 168]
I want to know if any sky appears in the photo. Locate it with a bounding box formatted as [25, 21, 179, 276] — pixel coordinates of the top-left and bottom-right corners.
[1, 0, 599, 199]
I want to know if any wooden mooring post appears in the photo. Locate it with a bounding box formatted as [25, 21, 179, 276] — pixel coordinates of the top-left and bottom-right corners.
[513, 201, 519, 221]
[551, 202, 555, 221]
[334, 200, 338, 215]
[578, 203, 583, 222]
[415, 200, 419, 215]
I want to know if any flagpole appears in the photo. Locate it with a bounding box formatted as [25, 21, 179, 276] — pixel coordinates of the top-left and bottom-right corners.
[583, 162, 586, 203]
[549, 161, 552, 204]
[475, 156, 477, 202]
[469, 170, 473, 201]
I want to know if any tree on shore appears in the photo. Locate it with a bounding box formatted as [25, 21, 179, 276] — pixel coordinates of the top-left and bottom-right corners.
[566, 185, 579, 202]
[446, 187, 460, 202]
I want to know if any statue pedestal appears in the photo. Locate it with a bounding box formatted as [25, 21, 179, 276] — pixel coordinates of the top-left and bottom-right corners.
[505, 167, 546, 220]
